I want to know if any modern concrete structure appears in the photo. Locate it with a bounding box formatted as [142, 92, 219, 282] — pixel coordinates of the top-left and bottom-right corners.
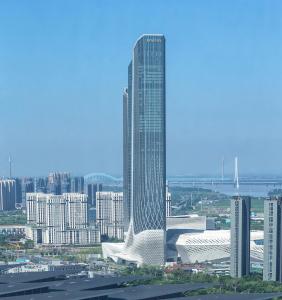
[263, 197, 282, 282]
[26, 193, 100, 245]
[176, 230, 263, 264]
[0, 179, 16, 211]
[230, 196, 251, 277]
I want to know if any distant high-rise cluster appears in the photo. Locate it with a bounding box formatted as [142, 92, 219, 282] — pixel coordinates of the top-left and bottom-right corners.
[26, 193, 100, 245]
[47, 172, 71, 195]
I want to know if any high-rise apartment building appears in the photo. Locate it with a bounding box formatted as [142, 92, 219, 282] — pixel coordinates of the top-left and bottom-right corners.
[86, 183, 102, 206]
[97, 190, 171, 243]
[263, 197, 282, 282]
[0, 180, 16, 211]
[96, 192, 124, 240]
[26, 193, 100, 245]
[230, 195, 251, 277]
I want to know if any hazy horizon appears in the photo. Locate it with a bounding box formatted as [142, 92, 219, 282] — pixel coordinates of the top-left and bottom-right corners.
[1, 0, 282, 177]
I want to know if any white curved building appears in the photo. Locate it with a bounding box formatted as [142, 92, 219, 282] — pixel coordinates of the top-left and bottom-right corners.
[176, 230, 263, 263]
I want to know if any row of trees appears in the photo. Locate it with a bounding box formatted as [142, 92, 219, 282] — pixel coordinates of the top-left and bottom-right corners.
[121, 266, 282, 295]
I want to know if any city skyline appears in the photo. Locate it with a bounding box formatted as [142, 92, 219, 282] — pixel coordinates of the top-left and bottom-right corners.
[1, 1, 282, 176]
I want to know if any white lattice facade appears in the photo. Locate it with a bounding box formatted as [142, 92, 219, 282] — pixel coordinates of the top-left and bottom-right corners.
[176, 230, 263, 264]
[26, 193, 100, 245]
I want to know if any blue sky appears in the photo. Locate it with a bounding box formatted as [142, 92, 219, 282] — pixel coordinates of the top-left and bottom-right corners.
[0, 0, 282, 177]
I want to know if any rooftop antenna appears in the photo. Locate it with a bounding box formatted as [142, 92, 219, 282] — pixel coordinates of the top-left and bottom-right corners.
[234, 156, 239, 191]
[8, 155, 12, 179]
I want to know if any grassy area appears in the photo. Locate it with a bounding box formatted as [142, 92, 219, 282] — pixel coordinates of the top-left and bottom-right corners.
[171, 187, 228, 215]
[171, 186, 266, 216]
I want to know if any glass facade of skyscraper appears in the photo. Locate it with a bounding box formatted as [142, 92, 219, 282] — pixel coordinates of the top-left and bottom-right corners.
[132, 34, 166, 236]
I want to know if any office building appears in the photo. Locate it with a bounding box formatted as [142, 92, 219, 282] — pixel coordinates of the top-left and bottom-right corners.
[263, 197, 282, 282]
[96, 192, 124, 240]
[71, 177, 85, 193]
[86, 183, 102, 206]
[0, 180, 16, 211]
[126, 34, 166, 265]
[230, 195, 251, 277]
[26, 193, 100, 245]
[103, 34, 166, 265]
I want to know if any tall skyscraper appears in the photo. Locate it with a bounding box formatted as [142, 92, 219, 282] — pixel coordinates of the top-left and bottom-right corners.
[123, 34, 166, 265]
[263, 197, 282, 282]
[123, 62, 132, 231]
[230, 195, 251, 277]
[0, 180, 16, 211]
